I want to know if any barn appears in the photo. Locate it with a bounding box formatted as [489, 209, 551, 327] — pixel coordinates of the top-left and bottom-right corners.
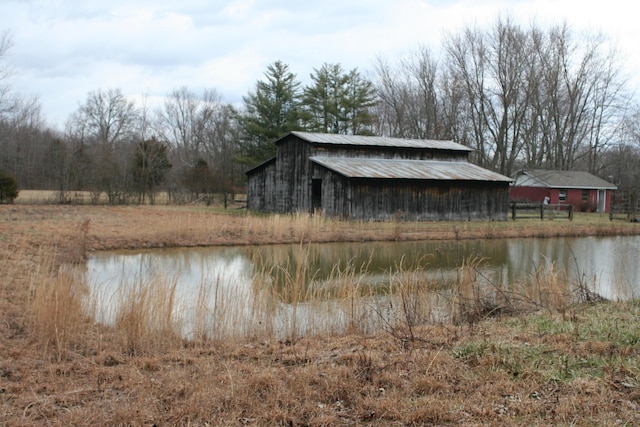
[246, 132, 513, 221]
[509, 169, 617, 213]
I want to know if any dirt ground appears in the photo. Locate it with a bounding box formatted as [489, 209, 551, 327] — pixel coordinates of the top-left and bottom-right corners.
[1, 204, 640, 426]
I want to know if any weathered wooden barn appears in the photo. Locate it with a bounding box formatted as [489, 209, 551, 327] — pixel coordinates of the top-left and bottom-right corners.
[510, 169, 617, 213]
[246, 132, 513, 221]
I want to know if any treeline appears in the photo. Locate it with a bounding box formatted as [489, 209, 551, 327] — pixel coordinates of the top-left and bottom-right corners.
[1, 17, 639, 204]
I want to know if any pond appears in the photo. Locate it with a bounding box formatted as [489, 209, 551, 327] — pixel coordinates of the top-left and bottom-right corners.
[84, 236, 640, 340]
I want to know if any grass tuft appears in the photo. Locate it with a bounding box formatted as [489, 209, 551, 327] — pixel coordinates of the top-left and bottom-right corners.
[114, 273, 183, 355]
[28, 250, 90, 360]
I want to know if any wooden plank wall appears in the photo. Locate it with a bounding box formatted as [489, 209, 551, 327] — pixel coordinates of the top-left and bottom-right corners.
[322, 174, 509, 221]
[247, 161, 277, 211]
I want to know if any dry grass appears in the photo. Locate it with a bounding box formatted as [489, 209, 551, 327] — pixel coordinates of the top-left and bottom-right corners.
[28, 259, 91, 360]
[14, 189, 182, 205]
[113, 273, 183, 355]
[447, 256, 575, 326]
[2, 204, 640, 426]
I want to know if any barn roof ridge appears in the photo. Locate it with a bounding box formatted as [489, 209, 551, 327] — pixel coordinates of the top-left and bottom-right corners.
[286, 131, 473, 152]
[310, 156, 512, 182]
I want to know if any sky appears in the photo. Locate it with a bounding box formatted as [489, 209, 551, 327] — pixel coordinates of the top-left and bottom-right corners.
[1, 0, 639, 129]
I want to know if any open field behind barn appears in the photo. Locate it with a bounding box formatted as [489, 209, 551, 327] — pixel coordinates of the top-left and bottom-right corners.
[2, 204, 640, 426]
[13, 190, 247, 207]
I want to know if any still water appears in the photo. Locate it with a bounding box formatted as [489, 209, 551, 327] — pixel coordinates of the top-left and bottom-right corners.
[85, 236, 640, 339]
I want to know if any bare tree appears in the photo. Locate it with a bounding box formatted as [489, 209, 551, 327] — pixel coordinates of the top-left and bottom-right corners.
[2, 98, 46, 187]
[374, 46, 455, 140]
[157, 87, 221, 168]
[156, 87, 241, 201]
[131, 137, 172, 204]
[0, 31, 15, 118]
[373, 56, 408, 137]
[80, 88, 137, 147]
[440, 17, 627, 176]
[444, 16, 536, 175]
[579, 39, 629, 174]
[532, 25, 628, 173]
[599, 104, 640, 212]
[64, 109, 94, 194]
[68, 88, 138, 203]
[203, 103, 243, 197]
[0, 31, 49, 190]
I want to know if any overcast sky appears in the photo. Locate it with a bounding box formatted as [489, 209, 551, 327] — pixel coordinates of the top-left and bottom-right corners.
[1, 0, 638, 128]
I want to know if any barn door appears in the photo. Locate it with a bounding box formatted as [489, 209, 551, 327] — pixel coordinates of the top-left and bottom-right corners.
[312, 179, 322, 212]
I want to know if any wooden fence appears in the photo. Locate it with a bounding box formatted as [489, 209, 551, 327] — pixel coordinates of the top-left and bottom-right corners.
[510, 203, 574, 221]
[608, 190, 639, 222]
[609, 202, 638, 222]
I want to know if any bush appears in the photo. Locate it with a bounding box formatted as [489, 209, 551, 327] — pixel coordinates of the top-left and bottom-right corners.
[0, 170, 19, 203]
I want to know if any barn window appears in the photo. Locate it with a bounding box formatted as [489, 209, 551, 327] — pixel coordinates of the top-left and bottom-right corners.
[582, 189, 589, 202]
[559, 189, 567, 201]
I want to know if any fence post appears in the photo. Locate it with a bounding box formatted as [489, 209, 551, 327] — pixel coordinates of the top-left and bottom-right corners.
[512, 203, 517, 220]
[540, 204, 545, 220]
[568, 205, 574, 221]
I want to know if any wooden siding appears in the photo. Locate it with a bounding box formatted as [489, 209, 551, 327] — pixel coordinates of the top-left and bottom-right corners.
[248, 133, 511, 221]
[277, 134, 469, 161]
[247, 160, 276, 211]
[310, 144, 468, 161]
[311, 164, 350, 217]
[275, 135, 314, 213]
[316, 167, 509, 221]
[358, 181, 508, 221]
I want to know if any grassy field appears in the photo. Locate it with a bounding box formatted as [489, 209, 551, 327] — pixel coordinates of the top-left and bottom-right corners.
[13, 189, 247, 207]
[1, 203, 640, 426]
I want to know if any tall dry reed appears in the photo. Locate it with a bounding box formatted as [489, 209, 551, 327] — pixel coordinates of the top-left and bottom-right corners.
[249, 242, 378, 339]
[28, 249, 90, 360]
[445, 256, 574, 325]
[199, 271, 275, 342]
[113, 273, 182, 355]
[258, 242, 319, 340]
[368, 256, 442, 343]
[331, 255, 376, 335]
[191, 275, 214, 343]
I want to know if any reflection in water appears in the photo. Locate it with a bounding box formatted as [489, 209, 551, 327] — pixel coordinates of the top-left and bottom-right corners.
[504, 236, 640, 300]
[85, 236, 640, 339]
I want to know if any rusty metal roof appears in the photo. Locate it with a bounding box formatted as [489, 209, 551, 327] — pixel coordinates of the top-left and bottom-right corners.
[289, 131, 472, 152]
[310, 157, 513, 182]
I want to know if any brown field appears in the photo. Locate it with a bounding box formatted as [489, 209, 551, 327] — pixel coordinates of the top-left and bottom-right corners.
[2, 203, 640, 426]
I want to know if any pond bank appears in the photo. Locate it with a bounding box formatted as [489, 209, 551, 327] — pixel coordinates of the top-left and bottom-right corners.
[2, 204, 638, 257]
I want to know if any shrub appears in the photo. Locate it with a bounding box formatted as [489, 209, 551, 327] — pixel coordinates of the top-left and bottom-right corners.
[0, 170, 19, 203]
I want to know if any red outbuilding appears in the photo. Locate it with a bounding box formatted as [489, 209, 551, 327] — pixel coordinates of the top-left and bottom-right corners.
[510, 169, 617, 213]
